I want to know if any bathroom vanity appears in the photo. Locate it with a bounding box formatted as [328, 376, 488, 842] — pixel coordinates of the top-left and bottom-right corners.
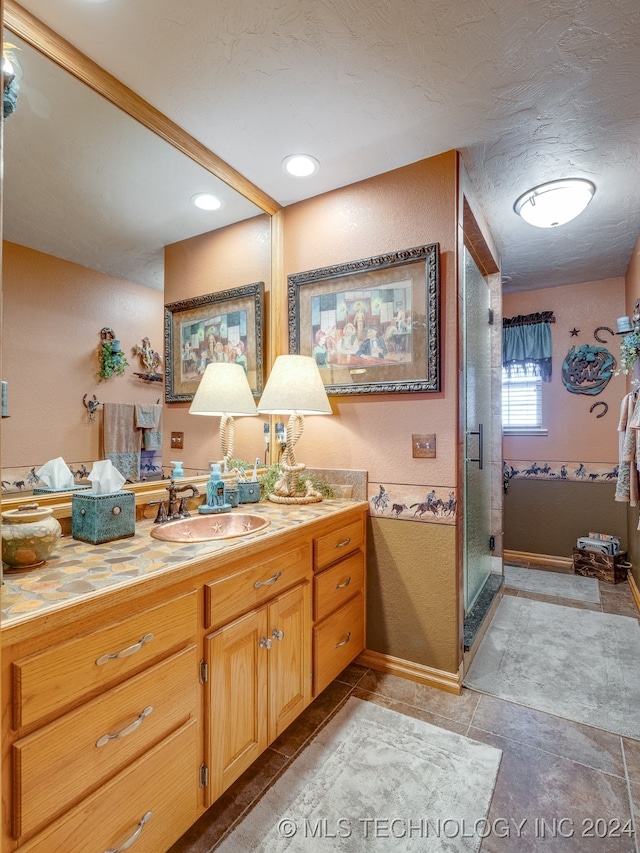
[0, 498, 368, 853]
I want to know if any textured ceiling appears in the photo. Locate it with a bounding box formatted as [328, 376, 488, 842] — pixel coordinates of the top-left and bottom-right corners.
[8, 0, 640, 293]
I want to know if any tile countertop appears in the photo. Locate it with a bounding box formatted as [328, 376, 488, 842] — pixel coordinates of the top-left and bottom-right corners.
[1, 500, 367, 627]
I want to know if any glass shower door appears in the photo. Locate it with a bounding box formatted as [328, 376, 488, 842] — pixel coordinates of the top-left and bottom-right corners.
[463, 247, 493, 613]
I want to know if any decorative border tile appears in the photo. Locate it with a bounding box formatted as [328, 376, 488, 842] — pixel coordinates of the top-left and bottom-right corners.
[504, 460, 618, 483]
[367, 482, 457, 524]
[1, 458, 165, 494]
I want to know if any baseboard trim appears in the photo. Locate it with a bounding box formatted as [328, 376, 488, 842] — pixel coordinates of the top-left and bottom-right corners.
[356, 649, 462, 695]
[503, 549, 572, 570]
[629, 571, 640, 613]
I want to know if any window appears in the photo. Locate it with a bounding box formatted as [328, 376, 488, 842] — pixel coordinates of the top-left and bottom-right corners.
[502, 365, 543, 432]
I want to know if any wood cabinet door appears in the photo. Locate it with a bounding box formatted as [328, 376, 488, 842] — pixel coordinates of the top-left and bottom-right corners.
[267, 583, 311, 742]
[205, 608, 269, 804]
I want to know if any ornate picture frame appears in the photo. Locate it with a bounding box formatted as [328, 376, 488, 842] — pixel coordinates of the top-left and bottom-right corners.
[288, 244, 439, 395]
[164, 282, 265, 403]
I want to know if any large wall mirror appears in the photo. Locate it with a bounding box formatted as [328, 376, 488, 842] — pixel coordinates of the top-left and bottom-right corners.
[1, 4, 277, 500]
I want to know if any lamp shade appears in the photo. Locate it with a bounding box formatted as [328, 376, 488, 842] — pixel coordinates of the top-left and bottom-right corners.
[257, 355, 332, 415]
[189, 362, 257, 416]
[514, 178, 595, 228]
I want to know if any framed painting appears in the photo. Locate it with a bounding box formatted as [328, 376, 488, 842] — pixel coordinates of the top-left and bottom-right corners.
[288, 244, 439, 394]
[164, 281, 265, 403]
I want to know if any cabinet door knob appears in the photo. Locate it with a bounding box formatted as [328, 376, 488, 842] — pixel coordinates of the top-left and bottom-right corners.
[259, 637, 273, 649]
[335, 631, 352, 648]
[335, 576, 352, 589]
[104, 811, 152, 853]
[96, 706, 154, 748]
[95, 633, 154, 666]
[254, 570, 281, 589]
[271, 628, 285, 641]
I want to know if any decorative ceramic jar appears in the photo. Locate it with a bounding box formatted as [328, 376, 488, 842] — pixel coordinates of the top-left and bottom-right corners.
[1, 503, 62, 569]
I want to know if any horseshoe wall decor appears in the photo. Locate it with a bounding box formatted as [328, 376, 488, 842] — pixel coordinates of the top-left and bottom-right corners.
[594, 326, 615, 343]
[589, 401, 609, 418]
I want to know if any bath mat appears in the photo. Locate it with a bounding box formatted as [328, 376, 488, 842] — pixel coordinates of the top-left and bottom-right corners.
[503, 564, 600, 603]
[216, 697, 502, 852]
[464, 596, 640, 739]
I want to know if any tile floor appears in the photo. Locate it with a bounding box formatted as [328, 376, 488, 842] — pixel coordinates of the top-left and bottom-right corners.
[169, 569, 640, 852]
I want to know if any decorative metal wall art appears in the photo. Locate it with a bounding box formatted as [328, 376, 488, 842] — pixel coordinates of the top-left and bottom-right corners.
[593, 326, 615, 343]
[589, 401, 609, 418]
[561, 344, 616, 395]
[82, 394, 102, 422]
[133, 337, 163, 382]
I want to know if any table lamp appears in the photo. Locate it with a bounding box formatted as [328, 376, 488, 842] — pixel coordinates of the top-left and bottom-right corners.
[257, 354, 332, 504]
[189, 362, 257, 469]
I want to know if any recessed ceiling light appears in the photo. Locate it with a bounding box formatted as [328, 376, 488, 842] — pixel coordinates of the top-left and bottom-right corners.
[282, 154, 320, 178]
[192, 193, 222, 211]
[514, 178, 595, 228]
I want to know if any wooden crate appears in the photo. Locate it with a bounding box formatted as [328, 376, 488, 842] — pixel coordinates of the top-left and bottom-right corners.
[572, 548, 629, 584]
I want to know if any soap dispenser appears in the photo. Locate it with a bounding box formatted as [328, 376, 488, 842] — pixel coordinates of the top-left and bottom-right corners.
[198, 462, 231, 514]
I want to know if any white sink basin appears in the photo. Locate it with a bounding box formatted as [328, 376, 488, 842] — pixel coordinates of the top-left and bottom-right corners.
[150, 513, 270, 542]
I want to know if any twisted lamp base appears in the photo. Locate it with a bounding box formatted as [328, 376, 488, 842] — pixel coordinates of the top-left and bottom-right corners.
[267, 412, 323, 504]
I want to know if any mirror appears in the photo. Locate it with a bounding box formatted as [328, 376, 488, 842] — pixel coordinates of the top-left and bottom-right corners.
[1, 13, 274, 499]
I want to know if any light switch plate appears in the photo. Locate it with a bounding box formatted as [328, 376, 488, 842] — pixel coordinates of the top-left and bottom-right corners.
[412, 433, 436, 458]
[170, 431, 184, 449]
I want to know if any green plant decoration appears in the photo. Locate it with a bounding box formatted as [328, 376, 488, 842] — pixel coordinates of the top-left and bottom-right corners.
[97, 340, 129, 382]
[616, 332, 640, 377]
[258, 463, 336, 502]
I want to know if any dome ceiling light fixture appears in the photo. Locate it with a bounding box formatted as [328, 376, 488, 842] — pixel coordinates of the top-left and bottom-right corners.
[191, 192, 222, 211]
[513, 178, 596, 228]
[282, 154, 320, 178]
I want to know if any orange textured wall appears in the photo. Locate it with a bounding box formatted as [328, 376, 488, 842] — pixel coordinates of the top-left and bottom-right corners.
[163, 214, 272, 470]
[2, 242, 164, 469]
[282, 153, 461, 674]
[503, 277, 626, 466]
[282, 154, 458, 488]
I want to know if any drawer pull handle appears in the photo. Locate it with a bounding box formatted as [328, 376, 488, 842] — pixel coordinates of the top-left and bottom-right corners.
[259, 637, 272, 649]
[272, 628, 285, 641]
[335, 631, 352, 648]
[335, 537, 351, 548]
[335, 576, 352, 589]
[104, 810, 152, 853]
[96, 633, 154, 666]
[254, 570, 281, 589]
[96, 706, 154, 748]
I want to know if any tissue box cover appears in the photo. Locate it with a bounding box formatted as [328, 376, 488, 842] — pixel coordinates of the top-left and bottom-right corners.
[72, 490, 135, 544]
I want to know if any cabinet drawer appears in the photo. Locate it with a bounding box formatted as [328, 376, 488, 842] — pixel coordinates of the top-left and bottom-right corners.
[13, 645, 197, 839]
[18, 720, 198, 853]
[314, 519, 364, 571]
[13, 590, 198, 730]
[313, 592, 364, 696]
[205, 543, 310, 629]
[313, 551, 364, 622]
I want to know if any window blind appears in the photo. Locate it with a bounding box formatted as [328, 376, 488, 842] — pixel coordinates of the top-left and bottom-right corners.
[502, 368, 542, 428]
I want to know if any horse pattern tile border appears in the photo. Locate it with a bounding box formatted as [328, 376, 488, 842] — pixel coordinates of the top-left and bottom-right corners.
[368, 482, 457, 524]
[504, 460, 619, 484]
